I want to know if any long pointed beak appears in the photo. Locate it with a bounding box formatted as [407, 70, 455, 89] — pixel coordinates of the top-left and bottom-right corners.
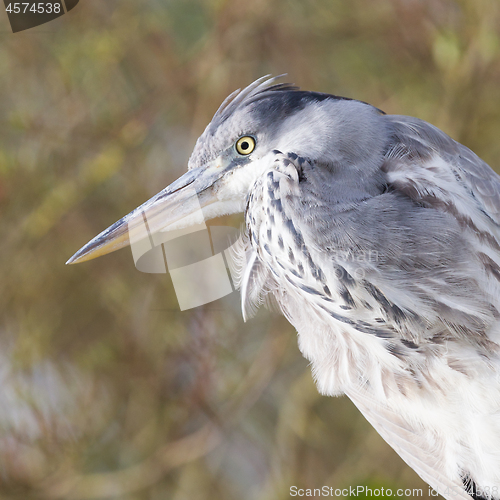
[66, 165, 226, 265]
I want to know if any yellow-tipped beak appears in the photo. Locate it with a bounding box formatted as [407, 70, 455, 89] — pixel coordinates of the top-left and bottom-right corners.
[66, 165, 225, 265]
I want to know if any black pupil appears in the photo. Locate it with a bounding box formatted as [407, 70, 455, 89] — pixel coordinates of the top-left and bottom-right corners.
[241, 141, 249, 151]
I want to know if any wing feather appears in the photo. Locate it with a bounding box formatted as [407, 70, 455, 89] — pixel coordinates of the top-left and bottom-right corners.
[385, 116, 500, 234]
[347, 387, 473, 500]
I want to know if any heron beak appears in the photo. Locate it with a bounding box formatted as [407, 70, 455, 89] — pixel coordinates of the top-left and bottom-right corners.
[66, 163, 228, 265]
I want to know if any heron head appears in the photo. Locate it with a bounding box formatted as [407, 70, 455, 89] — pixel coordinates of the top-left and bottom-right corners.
[67, 75, 386, 264]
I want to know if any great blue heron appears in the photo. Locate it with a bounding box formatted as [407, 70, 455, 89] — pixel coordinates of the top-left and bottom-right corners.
[68, 76, 500, 500]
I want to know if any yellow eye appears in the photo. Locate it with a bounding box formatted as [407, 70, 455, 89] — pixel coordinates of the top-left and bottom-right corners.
[236, 136, 256, 155]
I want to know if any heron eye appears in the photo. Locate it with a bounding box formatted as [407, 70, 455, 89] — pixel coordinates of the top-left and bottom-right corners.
[236, 136, 256, 155]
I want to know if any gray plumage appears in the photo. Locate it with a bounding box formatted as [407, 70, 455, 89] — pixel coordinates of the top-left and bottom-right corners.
[68, 76, 500, 500]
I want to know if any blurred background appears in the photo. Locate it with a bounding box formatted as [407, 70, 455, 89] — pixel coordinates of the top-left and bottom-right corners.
[0, 0, 499, 498]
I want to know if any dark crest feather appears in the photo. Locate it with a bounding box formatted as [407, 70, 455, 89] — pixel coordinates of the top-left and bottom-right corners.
[208, 75, 386, 137]
[210, 75, 297, 130]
